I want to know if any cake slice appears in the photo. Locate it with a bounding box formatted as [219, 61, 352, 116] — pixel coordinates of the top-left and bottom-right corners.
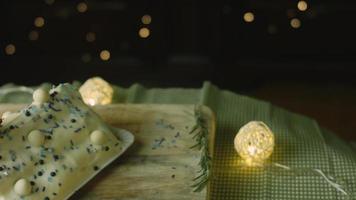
[0, 84, 134, 200]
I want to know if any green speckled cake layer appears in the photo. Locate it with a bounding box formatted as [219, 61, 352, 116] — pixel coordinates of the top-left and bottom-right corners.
[0, 84, 134, 200]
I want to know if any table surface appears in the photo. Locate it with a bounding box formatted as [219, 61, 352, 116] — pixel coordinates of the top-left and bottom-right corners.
[0, 83, 355, 199]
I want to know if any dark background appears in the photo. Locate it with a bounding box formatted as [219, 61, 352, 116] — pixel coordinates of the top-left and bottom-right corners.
[1, 0, 356, 139]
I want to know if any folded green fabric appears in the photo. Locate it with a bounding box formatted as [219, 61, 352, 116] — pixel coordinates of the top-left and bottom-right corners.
[1, 82, 355, 199]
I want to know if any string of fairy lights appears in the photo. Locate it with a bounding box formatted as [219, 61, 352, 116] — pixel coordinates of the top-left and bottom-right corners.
[243, 0, 308, 29]
[3, 0, 152, 61]
[3, 0, 309, 59]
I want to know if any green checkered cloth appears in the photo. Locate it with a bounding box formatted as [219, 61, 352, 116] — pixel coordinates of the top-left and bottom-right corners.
[1, 82, 356, 199]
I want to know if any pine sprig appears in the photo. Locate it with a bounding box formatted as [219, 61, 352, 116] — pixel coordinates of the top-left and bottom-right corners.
[190, 105, 212, 192]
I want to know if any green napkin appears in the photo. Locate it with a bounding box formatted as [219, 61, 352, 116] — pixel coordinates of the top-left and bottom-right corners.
[1, 82, 355, 199]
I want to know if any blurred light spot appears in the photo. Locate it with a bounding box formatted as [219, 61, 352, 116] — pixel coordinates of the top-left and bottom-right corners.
[297, 1, 308, 11]
[100, 50, 110, 61]
[81, 53, 92, 63]
[141, 14, 152, 25]
[267, 25, 278, 34]
[243, 12, 254, 23]
[34, 17, 45, 28]
[44, 0, 55, 5]
[139, 27, 150, 38]
[29, 30, 39, 41]
[77, 2, 88, 13]
[86, 32, 96, 42]
[5, 44, 16, 55]
[290, 18, 301, 29]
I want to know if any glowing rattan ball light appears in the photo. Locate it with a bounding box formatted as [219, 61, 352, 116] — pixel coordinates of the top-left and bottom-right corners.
[234, 121, 275, 166]
[79, 77, 113, 106]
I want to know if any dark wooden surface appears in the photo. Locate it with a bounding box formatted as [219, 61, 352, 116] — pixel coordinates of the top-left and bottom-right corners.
[250, 83, 356, 141]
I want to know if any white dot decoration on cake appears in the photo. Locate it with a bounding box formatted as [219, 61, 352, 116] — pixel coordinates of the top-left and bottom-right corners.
[234, 121, 275, 166]
[28, 130, 45, 147]
[14, 178, 32, 196]
[90, 130, 107, 145]
[1, 111, 12, 119]
[1, 111, 20, 125]
[79, 77, 114, 106]
[33, 88, 50, 105]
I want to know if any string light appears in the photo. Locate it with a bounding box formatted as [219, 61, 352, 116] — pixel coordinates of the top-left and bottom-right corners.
[141, 14, 152, 25]
[243, 12, 255, 23]
[234, 121, 275, 166]
[28, 30, 39, 41]
[290, 18, 301, 29]
[5, 44, 16, 55]
[34, 17, 45, 28]
[79, 77, 114, 106]
[100, 50, 110, 61]
[139, 27, 150, 38]
[85, 32, 96, 42]
[297, 1, 308, 11]
[77, 2, 88, 13]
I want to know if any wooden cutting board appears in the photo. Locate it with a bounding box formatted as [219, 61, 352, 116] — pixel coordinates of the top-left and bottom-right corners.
[0, 104, 216, 200]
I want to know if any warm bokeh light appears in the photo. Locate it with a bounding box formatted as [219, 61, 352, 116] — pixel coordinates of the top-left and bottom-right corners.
[290, 18, 301, 29]
[100, 50, 110, 61]
[34, 17, 45, 28]
[297, 1, 308, 11]
[86, 32, 96, 42]
[234, 121, 275, 166]
[139, 27, 150, 38]
[5, 44, 16, 55]
[79, 77, 114, 106]
[28, 30, 39, 41]
[77, 2, 88, 13]
[243, 12, 255, 23]
[141, 14, 152, 25]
